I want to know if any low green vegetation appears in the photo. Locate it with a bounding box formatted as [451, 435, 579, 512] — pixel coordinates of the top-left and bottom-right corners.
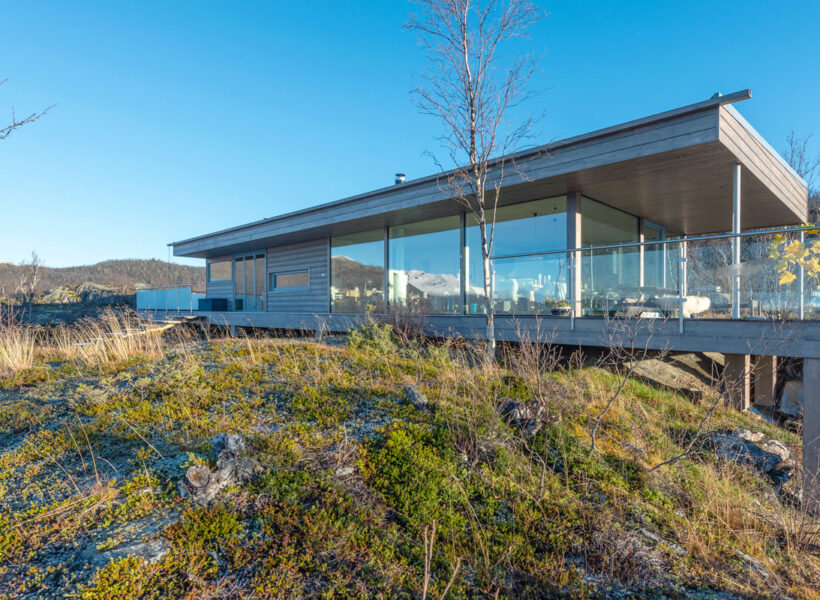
[0, 320, 815, 599]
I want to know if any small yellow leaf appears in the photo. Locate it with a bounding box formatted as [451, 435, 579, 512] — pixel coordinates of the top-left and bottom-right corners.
[779, 271, 797, 285]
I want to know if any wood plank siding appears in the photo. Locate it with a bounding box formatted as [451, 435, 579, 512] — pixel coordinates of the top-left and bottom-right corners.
[265, 239, 330, 313]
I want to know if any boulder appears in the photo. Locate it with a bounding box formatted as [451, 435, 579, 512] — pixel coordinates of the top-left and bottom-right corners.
[703, 429, 795, 484]
[778, 380, 803, 419]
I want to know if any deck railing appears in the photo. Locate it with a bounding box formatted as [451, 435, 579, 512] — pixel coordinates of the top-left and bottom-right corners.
[486, 225, 816, 329]
[135, 285, 205, 314]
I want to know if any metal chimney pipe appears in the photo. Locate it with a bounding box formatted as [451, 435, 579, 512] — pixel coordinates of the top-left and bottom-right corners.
[394, 173, 406, 185]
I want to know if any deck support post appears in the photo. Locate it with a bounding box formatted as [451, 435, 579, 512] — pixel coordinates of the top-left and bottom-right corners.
[731, 164, 742, 320]
[567, 192, 583, 322]
[803, 358, 820, 508]
[229, 325, 237, 338]
[724, 353, 750, 411]
[753, 356, 778, 408]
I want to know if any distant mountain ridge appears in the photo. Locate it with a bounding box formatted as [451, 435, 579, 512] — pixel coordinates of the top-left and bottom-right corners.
[0, 258, 205, 296]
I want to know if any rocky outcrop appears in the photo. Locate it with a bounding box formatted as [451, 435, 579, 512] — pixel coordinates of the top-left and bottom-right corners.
[179, 434, 260, 505]
[703, 429, 795, 484]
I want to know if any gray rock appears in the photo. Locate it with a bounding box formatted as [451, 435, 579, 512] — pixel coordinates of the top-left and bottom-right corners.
[99, 538, 170, 565]
[404, 385, 430, 411]
[778, 380, 803, 418]
[499, 398, 544, 437]
[335, 466, 355, 477]
[703, 430, 795, 483]
[738, 551, 770, 578]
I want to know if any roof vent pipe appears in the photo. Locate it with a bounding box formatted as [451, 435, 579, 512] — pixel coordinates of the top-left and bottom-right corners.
[395, 173, 406, 185]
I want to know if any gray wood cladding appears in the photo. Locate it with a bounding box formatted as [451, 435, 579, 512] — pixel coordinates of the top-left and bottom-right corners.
[265, 239, 329, 313]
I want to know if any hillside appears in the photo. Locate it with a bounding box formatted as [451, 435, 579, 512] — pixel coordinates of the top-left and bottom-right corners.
[0, 259, 205, 296]
[0, 319, 816, 599]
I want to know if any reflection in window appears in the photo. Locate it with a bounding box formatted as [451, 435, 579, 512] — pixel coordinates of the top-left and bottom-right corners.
[234, 254, 265, 311]
[208, 259, 232, 282]
[273, 271, 309, 289]
[331, 230, 384, 313]
[389, 216, 461, 314]
[581, 198, 639, 315]
[466, 196, 568, 314]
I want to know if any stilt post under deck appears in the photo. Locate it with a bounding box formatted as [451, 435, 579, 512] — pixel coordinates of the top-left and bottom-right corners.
[724, 353, 751, 411]
[803, 358, 820, 508]
[753, 356, 777, 408]
[731, 164, 742, 319]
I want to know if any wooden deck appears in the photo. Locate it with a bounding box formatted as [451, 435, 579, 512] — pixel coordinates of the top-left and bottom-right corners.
[185, 311, 820, 359]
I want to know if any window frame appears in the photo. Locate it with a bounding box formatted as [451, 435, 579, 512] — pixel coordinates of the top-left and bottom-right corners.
[271, 268, 310, 293]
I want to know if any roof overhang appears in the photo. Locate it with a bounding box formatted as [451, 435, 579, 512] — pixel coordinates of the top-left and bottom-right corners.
[173, 90, 809, 259]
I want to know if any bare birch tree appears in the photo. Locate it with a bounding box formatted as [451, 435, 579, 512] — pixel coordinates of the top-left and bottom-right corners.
[407, 0, 545, 359]
[1, 78, 52, 140]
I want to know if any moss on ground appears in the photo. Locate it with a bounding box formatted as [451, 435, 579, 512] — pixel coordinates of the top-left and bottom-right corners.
[0, 326, 815, 599]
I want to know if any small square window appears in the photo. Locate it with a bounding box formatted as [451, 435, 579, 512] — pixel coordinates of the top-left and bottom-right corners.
[272, 270, 309, 290]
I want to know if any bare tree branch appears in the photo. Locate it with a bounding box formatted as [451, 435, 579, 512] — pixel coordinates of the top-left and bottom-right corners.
[407, 0, 546, 360]
[0, 78, 53, 141]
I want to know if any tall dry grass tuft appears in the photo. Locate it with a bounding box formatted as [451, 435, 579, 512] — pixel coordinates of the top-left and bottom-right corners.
[48, 309, 167, 366]
[0, 323, 38, 376]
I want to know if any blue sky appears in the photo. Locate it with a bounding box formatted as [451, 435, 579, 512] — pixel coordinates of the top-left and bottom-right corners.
[1, 0, 818, 267]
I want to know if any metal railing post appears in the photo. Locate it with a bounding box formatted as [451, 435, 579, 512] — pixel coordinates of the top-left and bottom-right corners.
[570, 251, 576, 331]
[678, 243, 685, 334]
[800, 230, 806, 320]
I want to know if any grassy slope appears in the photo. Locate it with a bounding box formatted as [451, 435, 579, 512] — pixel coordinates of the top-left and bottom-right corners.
[0, 326, 816, 599]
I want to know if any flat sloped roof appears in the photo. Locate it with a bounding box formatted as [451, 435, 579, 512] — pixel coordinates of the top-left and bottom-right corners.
[173, 90, 808, 258]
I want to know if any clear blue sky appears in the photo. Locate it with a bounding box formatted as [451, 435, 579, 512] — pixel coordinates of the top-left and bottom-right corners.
[2, 0, 818, 267]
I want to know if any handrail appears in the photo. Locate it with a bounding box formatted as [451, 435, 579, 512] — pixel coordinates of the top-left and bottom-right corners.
[490, 224, 816, 261]
[137, 284, 203, 292]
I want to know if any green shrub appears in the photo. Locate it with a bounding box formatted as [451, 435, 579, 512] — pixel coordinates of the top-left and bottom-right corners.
[347, 320, 397, 354]
[79, 556, 156, 600]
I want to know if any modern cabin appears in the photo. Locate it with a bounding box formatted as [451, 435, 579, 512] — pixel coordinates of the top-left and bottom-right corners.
[166, 90, 820, 499]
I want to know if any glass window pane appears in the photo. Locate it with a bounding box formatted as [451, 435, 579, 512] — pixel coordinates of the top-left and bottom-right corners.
[274, 271, 309, 288]
[331, 230, 385, 313]
[234, 258, 243, 297]
[581, 198, 640, 315]
[466, 197, 567, 314]
[255, 255, 265, 310]
[389, 216, 461, 314]
[489, 254, 569, 315]
[208, 259, 232, 281]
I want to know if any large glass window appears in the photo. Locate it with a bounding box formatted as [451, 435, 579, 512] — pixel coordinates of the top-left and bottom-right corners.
[389, 216, 461, 314]
[581, 198, 639, 315]
[466, 196, 568, 314]
[331, 230, 385, 313]
[208, 259, 232, 282]
[234, 254, 265, 311]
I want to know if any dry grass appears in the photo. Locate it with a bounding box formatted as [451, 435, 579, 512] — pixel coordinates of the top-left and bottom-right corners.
[0, 323, 38, 376]
[47, 309, 167, 366]
[0, 309, 198, 376]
